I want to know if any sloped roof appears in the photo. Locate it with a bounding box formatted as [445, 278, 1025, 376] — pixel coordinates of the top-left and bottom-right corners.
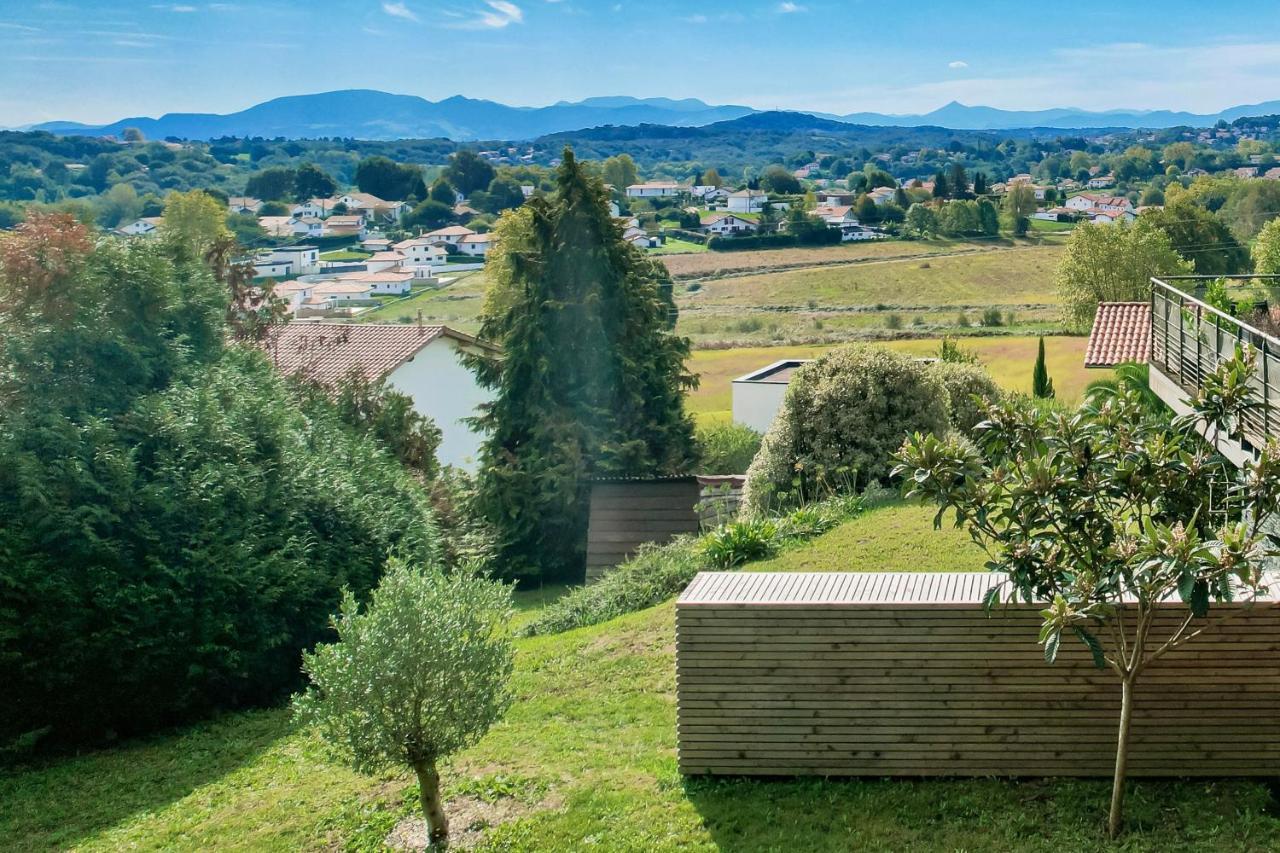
[262, 323, 492, 386]
[1085, 302, 1150, 367]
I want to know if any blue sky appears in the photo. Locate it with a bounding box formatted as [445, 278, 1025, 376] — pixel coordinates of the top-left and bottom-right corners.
[2, 0, 1280, 126]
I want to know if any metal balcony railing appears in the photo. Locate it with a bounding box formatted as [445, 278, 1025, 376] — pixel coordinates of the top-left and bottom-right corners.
[1150, 275, 1280, 451]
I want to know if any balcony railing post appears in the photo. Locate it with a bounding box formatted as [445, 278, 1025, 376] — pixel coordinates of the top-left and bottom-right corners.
[1265, 341, 1271, 440]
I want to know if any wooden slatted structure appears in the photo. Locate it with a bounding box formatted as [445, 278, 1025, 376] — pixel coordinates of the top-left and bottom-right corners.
[586, 477, 703, 583]
[676, 571, 1280, 777]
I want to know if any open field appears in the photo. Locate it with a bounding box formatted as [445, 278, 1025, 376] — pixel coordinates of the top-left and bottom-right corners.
[649, 237, 707, 255]
[658, 237, 1023, 279]
[357, 271, 488, 328]
[5, 501, 1278, 852]
[687, 335, 1093, 421]
[673, 243, 1065, 346]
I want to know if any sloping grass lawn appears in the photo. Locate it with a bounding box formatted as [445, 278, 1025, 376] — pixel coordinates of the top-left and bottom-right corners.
[687, 335, 1092, 420]
[4, 502, 1279, 851]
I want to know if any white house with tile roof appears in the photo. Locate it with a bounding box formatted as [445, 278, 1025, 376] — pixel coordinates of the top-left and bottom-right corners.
[262, 323, 497, 469]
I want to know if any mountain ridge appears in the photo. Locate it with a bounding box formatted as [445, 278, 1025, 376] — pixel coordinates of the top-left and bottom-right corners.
[23, 90, 1280, 141]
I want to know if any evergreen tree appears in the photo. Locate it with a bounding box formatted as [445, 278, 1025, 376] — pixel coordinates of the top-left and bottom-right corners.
[931, 170, 949, 199]
[948, 163, 970, 199]
[1032, 336, 1055, 399]
[972, 171, 988, 195]
[469, 148, 697, 581]
[293, 162, 336, 201]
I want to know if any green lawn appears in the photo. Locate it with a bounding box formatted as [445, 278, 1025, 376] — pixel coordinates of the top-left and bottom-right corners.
[318, 249, 371, 262]
[650, 237, 708, 255]
[686, 335, 1094, 421]
[357, 271, 488, 329]
[5, 502, 1278, 851]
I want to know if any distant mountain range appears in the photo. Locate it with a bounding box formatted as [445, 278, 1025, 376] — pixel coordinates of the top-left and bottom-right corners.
[22, 90, 1280, 141]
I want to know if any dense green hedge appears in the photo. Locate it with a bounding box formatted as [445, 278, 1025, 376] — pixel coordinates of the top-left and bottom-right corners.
[707, 228, 842, 252]
[0, 226, 439, 750]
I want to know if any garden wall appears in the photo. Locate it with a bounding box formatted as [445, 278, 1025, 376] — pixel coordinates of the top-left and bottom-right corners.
[676, 571, 1280, 777]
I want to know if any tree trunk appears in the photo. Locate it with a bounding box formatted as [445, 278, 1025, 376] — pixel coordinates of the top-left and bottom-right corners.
[413, 758, 448, 847]
[1108, 675, 1136, 839]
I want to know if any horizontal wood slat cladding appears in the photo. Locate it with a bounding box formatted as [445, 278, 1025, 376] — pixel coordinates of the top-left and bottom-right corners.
[675, 571, 1280, 777]
[585, 479, 702, 582]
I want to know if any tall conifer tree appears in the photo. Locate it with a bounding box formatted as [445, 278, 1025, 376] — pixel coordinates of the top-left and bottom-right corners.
[469, 148, 697, 581]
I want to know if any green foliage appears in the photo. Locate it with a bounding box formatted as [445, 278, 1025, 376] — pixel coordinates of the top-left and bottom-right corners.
[293, 162, 336, 201]
[695, 420, 762, 474]
[894, 353, 1280, 835]
[523, 537, 703, 636]
[523, 494, 865, 637]
[1056, 218, 1192, 329]
[937, 336, 979, 364]
[1145, 199, 1250, 276]
[1032, 336, 1056, 399]
[0, 219, 439, 748]
[444, 149, 497, 196]
[245, 166, 296, 201]
[981, 306, 1003, 327]
[332, 368, 442, 481]
[1084, 363, 1167, 416]
[760, 164, 801, 194]
[744, 345, 950, 512]
[931, 361, 1002, 433]
[1252, 216, 1280, 275]
[904, 202, 937, 237]
[701, 518, 780, 568]
[469, 148, 698, 582]
[294, 561, 513, 843]
[405, 198, 455, 229]
[355, 155, 425, 201]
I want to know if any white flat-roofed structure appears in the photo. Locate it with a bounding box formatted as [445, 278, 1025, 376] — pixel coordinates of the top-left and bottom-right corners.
[731, 359, 812, 433]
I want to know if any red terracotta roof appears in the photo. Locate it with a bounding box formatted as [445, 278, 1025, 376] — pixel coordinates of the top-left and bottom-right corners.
[261, 322, 490, 386]
[1085, 302, 1151, 367]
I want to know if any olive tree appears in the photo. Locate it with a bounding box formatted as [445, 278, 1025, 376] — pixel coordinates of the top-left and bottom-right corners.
[894, 349, 1280, 838]
[294, 562, 514, 846]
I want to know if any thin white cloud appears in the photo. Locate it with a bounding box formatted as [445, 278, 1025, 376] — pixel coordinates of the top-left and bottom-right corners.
[382, 1, 419, 22]
[447, 1, 523, 29]
[948, 60, 968, 69]
[0, 21, 40, 31]
[778, 2, 804, 12]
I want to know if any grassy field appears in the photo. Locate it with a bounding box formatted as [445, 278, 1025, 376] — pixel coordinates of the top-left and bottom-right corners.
[674, 243, 1065, 347]
[5, 502, 1278, 851]
[687, 335, 1094, 421]
[659, 238, 1009, 279]
[649, 237, 707, 255]
[358, 271, 488, 329]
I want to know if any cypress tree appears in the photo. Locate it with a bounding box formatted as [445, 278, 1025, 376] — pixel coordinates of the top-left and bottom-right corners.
[469, 148, 698, 582]
[1032, 336, 1056, 399]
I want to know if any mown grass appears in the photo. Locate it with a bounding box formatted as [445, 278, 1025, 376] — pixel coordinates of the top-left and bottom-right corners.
[5, 502, 1279, 851]
[649, 238, 708, 255]
[686, 335, 1093, 420]
[357, 271, 488, 328]
[658, 237, 1002, 279]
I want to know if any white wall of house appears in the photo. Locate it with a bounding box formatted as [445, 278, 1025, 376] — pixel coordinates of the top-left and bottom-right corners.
[727, 193, 765, 213]
[732, 378, 790, 434]
[386, 338, 493, 470]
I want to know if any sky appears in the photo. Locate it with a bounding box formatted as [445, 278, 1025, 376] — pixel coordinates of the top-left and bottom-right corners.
[2, 0, 1280, 127]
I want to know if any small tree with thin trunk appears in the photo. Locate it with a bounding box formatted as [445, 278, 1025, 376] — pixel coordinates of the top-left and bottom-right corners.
[894, 348, 1280, 838]
[293, 562, 514, 846]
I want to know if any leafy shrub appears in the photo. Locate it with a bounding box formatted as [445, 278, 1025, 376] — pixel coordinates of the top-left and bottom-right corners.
[931, 361, 1003, 433]
[701, 518, 780, 568]
[521, 537, 703, 636]
[743, 345, 950, 512]
[696, 420, 762, 474]
[524, 495, 865, 636]
[937, 336, 979, 364]
[885, 313, 903, 330]
[981, 307, 1003, 327]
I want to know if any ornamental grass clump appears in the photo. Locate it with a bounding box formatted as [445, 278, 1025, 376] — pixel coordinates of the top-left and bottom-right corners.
[894, 347, 1280, 838]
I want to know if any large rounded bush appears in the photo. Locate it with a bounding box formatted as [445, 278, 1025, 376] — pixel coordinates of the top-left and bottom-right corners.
[743, 346, 949, 512]
[932, 361, 1002, 433]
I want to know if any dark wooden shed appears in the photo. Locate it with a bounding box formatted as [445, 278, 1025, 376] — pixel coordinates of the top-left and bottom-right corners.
[586, 476, 703, 583]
